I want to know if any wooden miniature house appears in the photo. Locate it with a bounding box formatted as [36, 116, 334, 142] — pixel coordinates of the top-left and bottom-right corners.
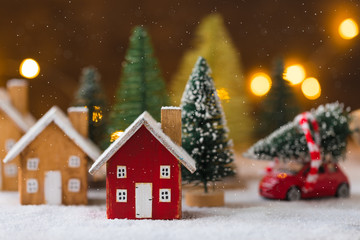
[0, 79, 35, 191]
[3, 106, 101, 205]
[89, 107, 196, 220]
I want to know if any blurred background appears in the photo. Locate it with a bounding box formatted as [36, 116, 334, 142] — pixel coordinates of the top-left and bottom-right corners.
[0, 0, 359, 136]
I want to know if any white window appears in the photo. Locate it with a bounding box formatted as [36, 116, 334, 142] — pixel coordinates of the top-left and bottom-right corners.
[117, 166, 127, 178]
[4, 164, 17, 177]
[160, 165, 171, 179]
[5, 139, 16, 152]
[68, 178, 81, 192]
[159, 189, 171, 202]
[68, 156, 80, 168]
[27, 158, 39, 171]
[26, 179, 38, 193]
[116, 189, 127, 202]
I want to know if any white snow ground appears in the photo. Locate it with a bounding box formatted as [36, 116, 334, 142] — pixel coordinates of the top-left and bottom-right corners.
[1, 146, 360, 240]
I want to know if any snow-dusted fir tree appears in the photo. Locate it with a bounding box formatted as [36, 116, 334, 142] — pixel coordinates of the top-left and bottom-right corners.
[171, 13, 252, 148]
[74, 66, 108, 148]
[245, 102, 350, 162]
[108, 26, 169, 137]
[181, 57, 234, 193]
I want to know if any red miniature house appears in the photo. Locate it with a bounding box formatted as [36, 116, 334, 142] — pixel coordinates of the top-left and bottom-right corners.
[89, 107, 196, 220]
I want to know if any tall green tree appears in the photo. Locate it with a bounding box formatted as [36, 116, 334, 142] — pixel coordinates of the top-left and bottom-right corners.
[256, 58, 300, 138]
[74, 66, 108, 148]
[108, 26, 169, 137]
[245, 102, 350, 163]
[181, 57, 234, 193]
[171, 13, 252, 149]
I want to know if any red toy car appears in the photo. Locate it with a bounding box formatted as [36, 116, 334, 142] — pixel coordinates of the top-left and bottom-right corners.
[259, 162, 350, 201]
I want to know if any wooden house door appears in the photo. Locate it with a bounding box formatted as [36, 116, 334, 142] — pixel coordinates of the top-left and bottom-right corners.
[135, 183, 152, 218]
[45, 171, 62, 205]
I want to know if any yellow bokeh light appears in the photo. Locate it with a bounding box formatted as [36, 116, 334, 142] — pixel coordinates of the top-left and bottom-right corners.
[216, 88, 231, 102]
[92, 106, 103, 123]
[338, 18, 359, 40]
[301, 77, 321, 100]
[110, 131, 124, 142]
[19, 58, 40, 79]
[284, 64, 306, 85]
[250, 73, 272, 97]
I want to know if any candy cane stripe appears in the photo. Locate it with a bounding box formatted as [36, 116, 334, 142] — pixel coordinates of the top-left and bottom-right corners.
[297, 111, 322, 193]
[306, 174, 318, 183]
[266, 111, 322, 193]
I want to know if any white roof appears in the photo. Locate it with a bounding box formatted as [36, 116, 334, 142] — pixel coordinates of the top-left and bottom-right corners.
[67, 106, 88, 113]
[3, 106, 101, 163]
[7, 79, 28, 88]
[89, 111, 196, 175]
[0, 88, 10, 101]
[161, 106, 181, 110]
[0, 100, 34, 132]
[0, 87, 35, 132]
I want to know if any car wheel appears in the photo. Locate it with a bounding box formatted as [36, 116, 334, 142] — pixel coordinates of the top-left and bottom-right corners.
[336, 183, 350, 198]
[286, 186, 301, 201]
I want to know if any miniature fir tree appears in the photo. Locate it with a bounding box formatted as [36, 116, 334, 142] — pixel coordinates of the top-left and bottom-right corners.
[256, 58, 300, 138]
[171, 13, 252, 148]
[181, 57, 235, 193]
[108, 26, 169, 137]
[245, 102, 350, 163]
[74, 66, 108, 148]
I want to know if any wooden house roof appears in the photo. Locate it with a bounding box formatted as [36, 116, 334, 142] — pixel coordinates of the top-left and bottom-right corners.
[0, 88, 35, 132]
[3, 106, 101, 163]
[89, 111, 196, 175]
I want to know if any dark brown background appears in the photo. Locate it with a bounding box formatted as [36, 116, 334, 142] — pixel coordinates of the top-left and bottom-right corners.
[0, 0, 359, 117]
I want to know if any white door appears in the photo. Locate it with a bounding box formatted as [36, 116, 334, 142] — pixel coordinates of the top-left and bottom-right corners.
[135, 183, 152, 218]
[44, 171, 62, 205]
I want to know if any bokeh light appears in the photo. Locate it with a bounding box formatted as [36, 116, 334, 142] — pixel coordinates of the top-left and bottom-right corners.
[110, 131, 124, 142]
[92, 106, 103, 123]
[284, 64, 306, 85]
[250, 73, 272, 97]
[216, 88, 231, 102]
[19, 58, 40, 79]
[301, 77, 321, 100]
[338, 18, 359, 40]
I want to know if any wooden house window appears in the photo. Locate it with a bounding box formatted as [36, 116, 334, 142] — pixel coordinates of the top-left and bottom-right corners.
[159, 189, 171, 202]
[27, 158, 39, 171]
[160, 166, 171, 179]
[5, 139, 16, 152]
[68, 156, 81, 168]
[26, 179, 38, 193]
[117, 166, 127, 178]
[116, 189, 127, 202]
[4, 164, 17, 177]
[68, 179, 81, 192]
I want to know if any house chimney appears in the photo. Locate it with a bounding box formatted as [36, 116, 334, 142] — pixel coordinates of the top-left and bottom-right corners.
[7, 79, 28, 116]
[67, 107, 88, 138]
[161, 107, 182, 146]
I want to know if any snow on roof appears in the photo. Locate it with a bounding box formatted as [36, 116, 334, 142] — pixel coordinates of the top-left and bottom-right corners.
[67, 106, 88, 113]
[23, 113, 36, 127]
[161, 106, 181, 110]
[3, 106, 101, 163]
[0, 85, 36, 130]
[89, 111, 196, 175]
[0, 101, 33, 132]
[0, 88, 10, 102]
[6, 79, 28, 88]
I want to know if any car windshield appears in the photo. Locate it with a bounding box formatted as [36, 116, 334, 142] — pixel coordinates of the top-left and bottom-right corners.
[274, 161, 304, 175]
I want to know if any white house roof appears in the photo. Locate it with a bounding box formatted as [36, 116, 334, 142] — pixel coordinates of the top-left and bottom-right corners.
[3, 106, 101, 163]
[0, 89, 35, 132]
[89, 111, 196, 175]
